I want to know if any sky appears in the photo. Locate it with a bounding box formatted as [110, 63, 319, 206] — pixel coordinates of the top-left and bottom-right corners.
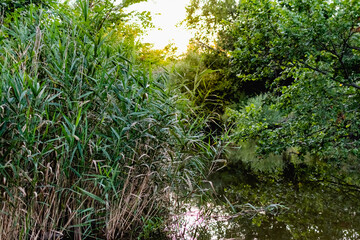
[126, 0, 193, 55]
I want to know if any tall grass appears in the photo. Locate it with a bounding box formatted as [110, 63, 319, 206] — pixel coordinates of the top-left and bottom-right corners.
[0, 3, 218, 239]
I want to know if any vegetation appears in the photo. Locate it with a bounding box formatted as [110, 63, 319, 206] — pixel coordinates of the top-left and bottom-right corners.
[173, 1, 360, 238]
[0, 1, 222, 239]
[180, 0, 360, 184]
[2, 0, 360, 238]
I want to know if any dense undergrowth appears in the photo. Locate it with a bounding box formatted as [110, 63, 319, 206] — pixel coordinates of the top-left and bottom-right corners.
[0, 2, 223, 239]
[178, 0, 360, 188]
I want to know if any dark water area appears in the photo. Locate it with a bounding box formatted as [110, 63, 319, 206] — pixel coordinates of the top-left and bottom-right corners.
[174, 169, 360, 240]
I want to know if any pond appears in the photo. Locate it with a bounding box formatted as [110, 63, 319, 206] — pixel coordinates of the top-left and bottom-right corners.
[169, 169, 360, 240]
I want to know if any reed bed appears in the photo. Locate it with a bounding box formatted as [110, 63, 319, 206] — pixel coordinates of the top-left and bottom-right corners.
[0, 3, 218, 239]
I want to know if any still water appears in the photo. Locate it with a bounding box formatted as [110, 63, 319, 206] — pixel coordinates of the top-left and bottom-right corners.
[170, 170, 360, 240]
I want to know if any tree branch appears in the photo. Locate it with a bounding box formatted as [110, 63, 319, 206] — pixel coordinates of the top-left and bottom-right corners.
[347, 45, 360, 51]
[344, 82, 360, 90]
[298, 60, 331, 75]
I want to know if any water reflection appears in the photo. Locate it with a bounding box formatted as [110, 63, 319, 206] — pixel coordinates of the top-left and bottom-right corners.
[170, 171, 360, 240]
[170, 202, 237, 240]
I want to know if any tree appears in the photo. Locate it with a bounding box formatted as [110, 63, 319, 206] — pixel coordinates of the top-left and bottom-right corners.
[1, 0, 53, 20]
[179, 0, 267, 117]
[185, 0, 239, 45]
[228, 0, 360, 164]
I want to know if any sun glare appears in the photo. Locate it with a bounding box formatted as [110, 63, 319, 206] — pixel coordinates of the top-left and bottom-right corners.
[126, 0, 193, 55]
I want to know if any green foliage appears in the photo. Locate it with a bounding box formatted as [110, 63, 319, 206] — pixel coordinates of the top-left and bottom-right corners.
[0, 1, 220, 239]
[138, 43, 178, 66]
[1, 0, 52, 15]
[169, 47, 264, 122]
[185, 0, 239, 44]
[225, 94, 282, 140]
[181, 0, 270, 115]
[223, 0, 360, 167]
[138, 216, 166, 239]
[170, 49, 222, 114]
[182, 0, 360, 182]
[224, 95, 285, 172]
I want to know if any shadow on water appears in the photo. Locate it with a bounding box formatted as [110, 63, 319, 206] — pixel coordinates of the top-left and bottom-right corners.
[171, 166, 360, 240]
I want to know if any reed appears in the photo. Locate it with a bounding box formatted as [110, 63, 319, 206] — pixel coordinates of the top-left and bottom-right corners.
[0, 2, 218, 239]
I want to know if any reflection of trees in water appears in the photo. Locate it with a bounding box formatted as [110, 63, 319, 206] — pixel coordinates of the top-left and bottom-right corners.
[216, 182, 360, 240]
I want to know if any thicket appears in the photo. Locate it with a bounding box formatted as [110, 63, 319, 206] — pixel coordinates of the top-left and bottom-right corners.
[0, 1, 221, 239]
[180, 0, 360, 184]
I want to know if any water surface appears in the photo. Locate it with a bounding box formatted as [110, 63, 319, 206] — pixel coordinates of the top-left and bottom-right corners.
[171, 170, 360, 240]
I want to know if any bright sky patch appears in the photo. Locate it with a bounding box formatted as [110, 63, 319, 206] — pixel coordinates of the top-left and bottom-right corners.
[127, 0, 192, 55]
